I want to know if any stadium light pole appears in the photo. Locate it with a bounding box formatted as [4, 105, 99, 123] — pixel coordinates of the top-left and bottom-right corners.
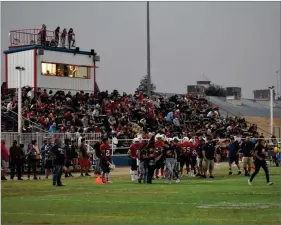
[146, 1, 152, 98]
[15, 66, 25, 139]
[269, 86, 274, 135]
[276, 70, 280, 99]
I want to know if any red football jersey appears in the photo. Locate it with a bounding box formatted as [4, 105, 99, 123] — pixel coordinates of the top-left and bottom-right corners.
[154, 141, 164, 149]
[100, 143, 112, 161]
[179, 142, 195, 157]
[129, 143, 142, 159]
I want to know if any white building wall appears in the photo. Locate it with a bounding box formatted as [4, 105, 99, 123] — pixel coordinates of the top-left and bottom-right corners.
[36, 52, 94, 92]
[7, 50, 34, 88]
[37, 50, 93, 66]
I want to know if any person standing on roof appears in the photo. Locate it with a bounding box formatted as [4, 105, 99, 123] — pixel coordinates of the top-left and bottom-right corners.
[68, 28, 75, 49]
[39, 24, 47, 46]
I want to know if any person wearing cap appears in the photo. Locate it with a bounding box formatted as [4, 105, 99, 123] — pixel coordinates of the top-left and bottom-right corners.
[9, 140, 23, 180]
[196, 138, 205, 177]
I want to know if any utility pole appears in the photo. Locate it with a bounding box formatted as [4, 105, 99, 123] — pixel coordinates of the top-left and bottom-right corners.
[276, 70, 280, 99]
[146, 1, 152, 97]
[15, 66, 25, 142]
[269, 86, 274, 135]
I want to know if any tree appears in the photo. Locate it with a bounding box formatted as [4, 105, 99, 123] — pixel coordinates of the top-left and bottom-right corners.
[136, 75, 156, 95]
[205, 84, 227, 97]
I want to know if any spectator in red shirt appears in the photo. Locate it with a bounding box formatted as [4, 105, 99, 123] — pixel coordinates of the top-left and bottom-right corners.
[1, 140, 9, 180]
[39, 24, 47, 46]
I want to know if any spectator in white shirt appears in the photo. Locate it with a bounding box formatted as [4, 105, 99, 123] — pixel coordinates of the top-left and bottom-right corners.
[207, 110, 214, 118]
[7, 101, 13, 111]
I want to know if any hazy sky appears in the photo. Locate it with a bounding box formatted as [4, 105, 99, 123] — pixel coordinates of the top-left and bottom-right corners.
[1, 1, 280, 98]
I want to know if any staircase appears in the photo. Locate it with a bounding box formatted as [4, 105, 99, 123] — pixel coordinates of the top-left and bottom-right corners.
[1, 113, 18, 132]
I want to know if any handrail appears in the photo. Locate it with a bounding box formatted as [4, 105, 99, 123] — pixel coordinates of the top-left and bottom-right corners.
[1, 106, 48, 133]
[9, 28, 76, 48]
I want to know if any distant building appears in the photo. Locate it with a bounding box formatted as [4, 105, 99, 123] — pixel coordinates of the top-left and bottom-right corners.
[187, 85, 205, 97]
[253, 89, 275, 100]
[196, 81, 211, 89]
[226, 87, 241, 100]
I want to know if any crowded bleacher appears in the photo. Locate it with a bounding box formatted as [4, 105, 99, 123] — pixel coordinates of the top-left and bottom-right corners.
[2, 82, 281, 180]
[1, 83, 270, 146]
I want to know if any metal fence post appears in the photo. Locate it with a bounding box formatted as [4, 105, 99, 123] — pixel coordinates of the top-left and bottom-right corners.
[36, 132, 39, 145]
[111, 138, 114, 156]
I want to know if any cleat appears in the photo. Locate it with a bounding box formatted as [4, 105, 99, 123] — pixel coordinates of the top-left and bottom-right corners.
[248, 179, 252, 186]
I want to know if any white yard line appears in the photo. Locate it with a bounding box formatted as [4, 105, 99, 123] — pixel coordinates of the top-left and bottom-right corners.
[13, 197, 198, 205]
[1, 212, 133, 219]
[198, 202, 281, 209]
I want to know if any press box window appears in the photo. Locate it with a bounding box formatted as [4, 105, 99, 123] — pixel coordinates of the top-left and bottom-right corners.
[41, 63, 56, 76]
[41, 62, 90, 79]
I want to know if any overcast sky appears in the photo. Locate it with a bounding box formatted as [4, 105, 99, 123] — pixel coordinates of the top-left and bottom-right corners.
[1, 1, 280, 98]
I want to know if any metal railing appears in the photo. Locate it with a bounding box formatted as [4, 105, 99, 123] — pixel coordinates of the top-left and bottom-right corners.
[1, 132, 101, 150]
[1, 106, 48, 133]
[9, 29, 76, 48]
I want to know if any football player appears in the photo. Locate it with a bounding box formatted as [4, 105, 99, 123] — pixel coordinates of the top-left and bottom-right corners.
[100, 137, 112, 183]
[128, 138, 142, 181]
[154, 134, 165, 179]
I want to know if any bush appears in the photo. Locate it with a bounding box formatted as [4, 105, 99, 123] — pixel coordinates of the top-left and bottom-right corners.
[205, 85, 226, 97]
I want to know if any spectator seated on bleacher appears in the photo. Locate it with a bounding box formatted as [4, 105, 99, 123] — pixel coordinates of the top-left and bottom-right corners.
[1, 85, 266, 151]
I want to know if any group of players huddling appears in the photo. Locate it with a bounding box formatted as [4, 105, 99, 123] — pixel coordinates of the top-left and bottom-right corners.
[124, 134, 274, 185]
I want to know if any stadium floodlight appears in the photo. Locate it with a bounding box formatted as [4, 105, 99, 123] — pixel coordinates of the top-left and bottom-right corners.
[268, 86, 274, 135]
[15, 66, 25, 139]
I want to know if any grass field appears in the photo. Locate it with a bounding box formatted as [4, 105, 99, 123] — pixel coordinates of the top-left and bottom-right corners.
[2, 165, 281, 224]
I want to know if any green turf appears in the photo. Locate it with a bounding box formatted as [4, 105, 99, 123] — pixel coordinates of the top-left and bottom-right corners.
[2, 167, 281, 224]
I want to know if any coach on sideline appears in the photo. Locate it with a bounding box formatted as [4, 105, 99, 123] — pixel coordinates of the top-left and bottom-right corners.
[202, 136, 216, 178]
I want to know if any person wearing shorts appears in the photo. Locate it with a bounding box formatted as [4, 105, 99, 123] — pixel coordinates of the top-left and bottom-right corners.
[241, 136, 255, 176]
